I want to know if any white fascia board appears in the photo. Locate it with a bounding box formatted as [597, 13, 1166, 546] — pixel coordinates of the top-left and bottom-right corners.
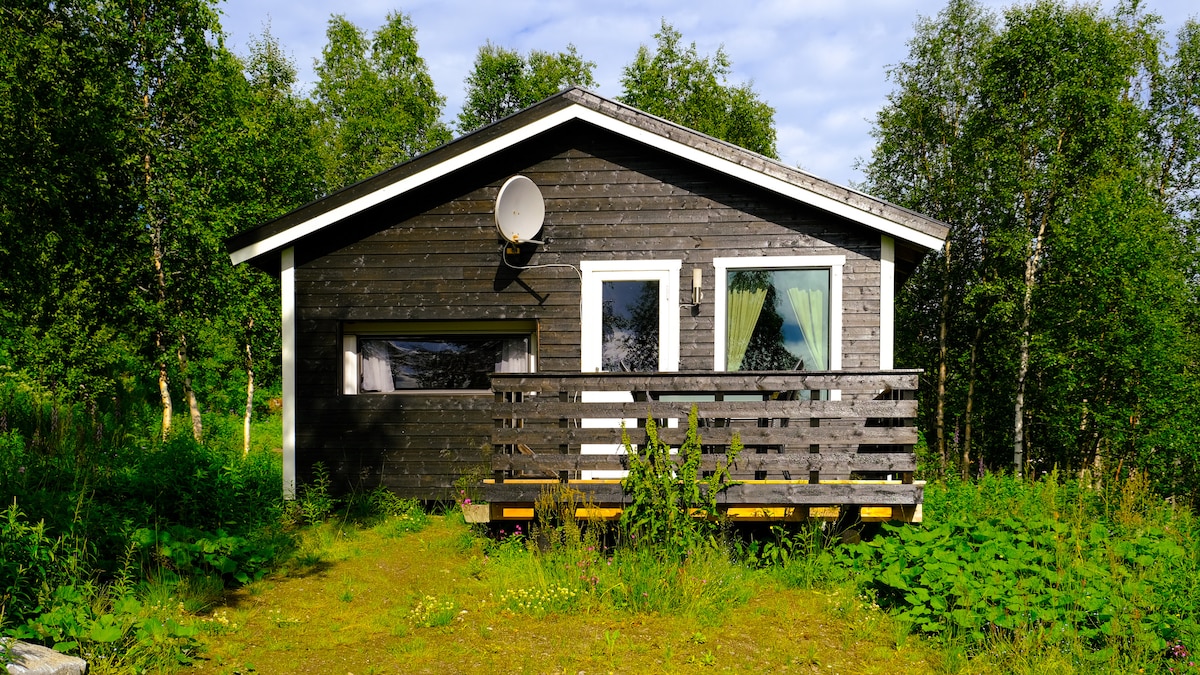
[230, 103, 943, 266]
[571, 108, 945, 251]
[229, 106, 586, 265]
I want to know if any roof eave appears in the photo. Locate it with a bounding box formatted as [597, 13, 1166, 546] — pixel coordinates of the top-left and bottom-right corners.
[227, 88, 948, 268]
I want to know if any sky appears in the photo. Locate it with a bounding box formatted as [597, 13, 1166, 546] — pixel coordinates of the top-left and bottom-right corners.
[216, 0, 1197, 188]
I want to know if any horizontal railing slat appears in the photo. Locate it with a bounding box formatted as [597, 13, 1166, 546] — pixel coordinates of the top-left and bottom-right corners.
[493, 452, 916, 473]
[490, 370, 920, 394]
[492, 399, 917, 420]
[492, 425, 918, 446]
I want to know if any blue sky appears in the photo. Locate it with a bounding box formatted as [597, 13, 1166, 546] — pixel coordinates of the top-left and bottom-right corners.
[217, 0, 1197, 187]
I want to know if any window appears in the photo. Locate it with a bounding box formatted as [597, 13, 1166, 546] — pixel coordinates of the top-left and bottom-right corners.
[580, 260, 680, 373]
[601, 279, 660, 372]
[713, 256, 843, 372]
[342, 321, 536, 394]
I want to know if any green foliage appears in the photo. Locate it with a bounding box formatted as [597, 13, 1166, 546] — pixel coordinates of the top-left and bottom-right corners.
[836, 473, 1200, 670]
[371, 491, 430, 538]
[0, 0, 315, 438]
[314, 12, 450, 189]
[0, 502, 78, 628]
[620, 21, 777, 157]
[618, 406, 741, 560]
[457, 42, 596, 133]
[296, 462, 335, 526]
[9, 584, 201, 669]
[864, 0, 1200, 492]
[131, 526, 279, 586]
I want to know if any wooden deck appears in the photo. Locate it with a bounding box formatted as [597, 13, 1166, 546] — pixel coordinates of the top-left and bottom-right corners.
[479, 370, 923, 523]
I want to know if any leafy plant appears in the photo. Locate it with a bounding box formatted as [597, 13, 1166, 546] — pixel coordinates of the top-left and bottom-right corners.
[297, 462, 334, 525]
[618, 406, 741, 560]
[132, 525, 280, 586]
[0, 501, 76, 626]
[837, 473, 1200, 670]
[372, 492, 429, 538]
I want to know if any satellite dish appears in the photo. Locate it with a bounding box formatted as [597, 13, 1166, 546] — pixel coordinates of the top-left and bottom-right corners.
[494, 175, 545, 244]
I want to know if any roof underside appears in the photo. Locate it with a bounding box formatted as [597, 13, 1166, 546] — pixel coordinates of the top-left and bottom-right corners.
[227, 88, 948, 269]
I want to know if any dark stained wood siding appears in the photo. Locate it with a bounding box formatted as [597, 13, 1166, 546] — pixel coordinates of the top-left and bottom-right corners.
[293, 122, 886, 498]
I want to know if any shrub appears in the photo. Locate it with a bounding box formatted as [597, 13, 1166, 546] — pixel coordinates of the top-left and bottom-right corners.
[0, 501, 78, 627]
[837, 473, 1200, 669]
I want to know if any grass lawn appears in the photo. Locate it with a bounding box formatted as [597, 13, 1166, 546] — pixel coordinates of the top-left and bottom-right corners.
[187, 515, 941, 674]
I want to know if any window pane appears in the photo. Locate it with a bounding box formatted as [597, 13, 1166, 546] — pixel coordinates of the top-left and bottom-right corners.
[602, 280, 659, 372]
[726, 269, 829, 371]
[360, 335, 529, 391]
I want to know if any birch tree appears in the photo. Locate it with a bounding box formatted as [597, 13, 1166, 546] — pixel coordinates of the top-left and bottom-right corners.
[314, 12, 450, 189]
[864, 0, 1200, 487]
[457, 43, 596, 133]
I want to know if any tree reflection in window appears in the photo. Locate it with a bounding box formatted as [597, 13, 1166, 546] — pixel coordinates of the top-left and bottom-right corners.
[601, 280, 659, 372]
[727, 269, 829, 371]
[359, 335, 529, 390]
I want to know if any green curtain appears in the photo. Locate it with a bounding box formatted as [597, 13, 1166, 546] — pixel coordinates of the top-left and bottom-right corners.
[786, 288, 827, 370]
[726, 287, 767, 370]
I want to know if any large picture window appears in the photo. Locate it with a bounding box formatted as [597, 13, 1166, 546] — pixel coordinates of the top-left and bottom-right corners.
[713, 256, 843, 372]
[343, 321, 535, 394]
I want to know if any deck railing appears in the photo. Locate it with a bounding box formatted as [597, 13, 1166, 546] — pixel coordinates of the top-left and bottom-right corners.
[482, 370, 923, 517]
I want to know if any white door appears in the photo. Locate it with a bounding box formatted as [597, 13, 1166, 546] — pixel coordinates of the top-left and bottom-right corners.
[579, 261, 680, 478]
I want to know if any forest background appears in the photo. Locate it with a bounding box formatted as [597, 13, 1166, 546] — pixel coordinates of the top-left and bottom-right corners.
[4, 1, 1200, 672]
[1, 0, 1199, 499]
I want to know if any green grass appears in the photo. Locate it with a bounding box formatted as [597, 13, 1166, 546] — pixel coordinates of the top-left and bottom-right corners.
[188, 515, 938, 674]
[4, 379, 1199, 674]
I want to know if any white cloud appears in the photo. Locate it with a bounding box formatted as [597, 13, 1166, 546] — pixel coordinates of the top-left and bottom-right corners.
[219, 0, 1200, 187]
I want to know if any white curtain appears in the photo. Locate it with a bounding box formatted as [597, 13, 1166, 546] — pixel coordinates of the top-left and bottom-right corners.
[495, 336, 530, 373]
[360, 340, 395, 392]
[786, 288, 827, 370]
[726, 287, 767, 371]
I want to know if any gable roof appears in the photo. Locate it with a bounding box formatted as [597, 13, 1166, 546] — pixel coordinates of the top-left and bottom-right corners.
[227, 88, 948, 267]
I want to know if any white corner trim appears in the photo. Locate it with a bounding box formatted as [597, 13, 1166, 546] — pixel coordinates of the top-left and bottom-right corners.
[281, 247, 296, 500]
[229, 103, 944, 266]
[712, 255, 844, 372]
[881, 236, 895, 370]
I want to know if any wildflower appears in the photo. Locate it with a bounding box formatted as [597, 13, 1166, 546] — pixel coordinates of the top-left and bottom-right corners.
[462, 498, 471, 505]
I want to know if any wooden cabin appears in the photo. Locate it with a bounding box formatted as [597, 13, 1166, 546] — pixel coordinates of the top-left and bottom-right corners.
[226, 88, 948, 522]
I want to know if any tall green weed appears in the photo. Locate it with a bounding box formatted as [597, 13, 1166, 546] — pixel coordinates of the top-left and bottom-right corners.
[618, 407, 741, 560]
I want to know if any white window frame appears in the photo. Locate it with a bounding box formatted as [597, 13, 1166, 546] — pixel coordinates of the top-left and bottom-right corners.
[579, 260, 681, 373]
[341, 321, 537, 395]
[712, 255, 845, 372]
